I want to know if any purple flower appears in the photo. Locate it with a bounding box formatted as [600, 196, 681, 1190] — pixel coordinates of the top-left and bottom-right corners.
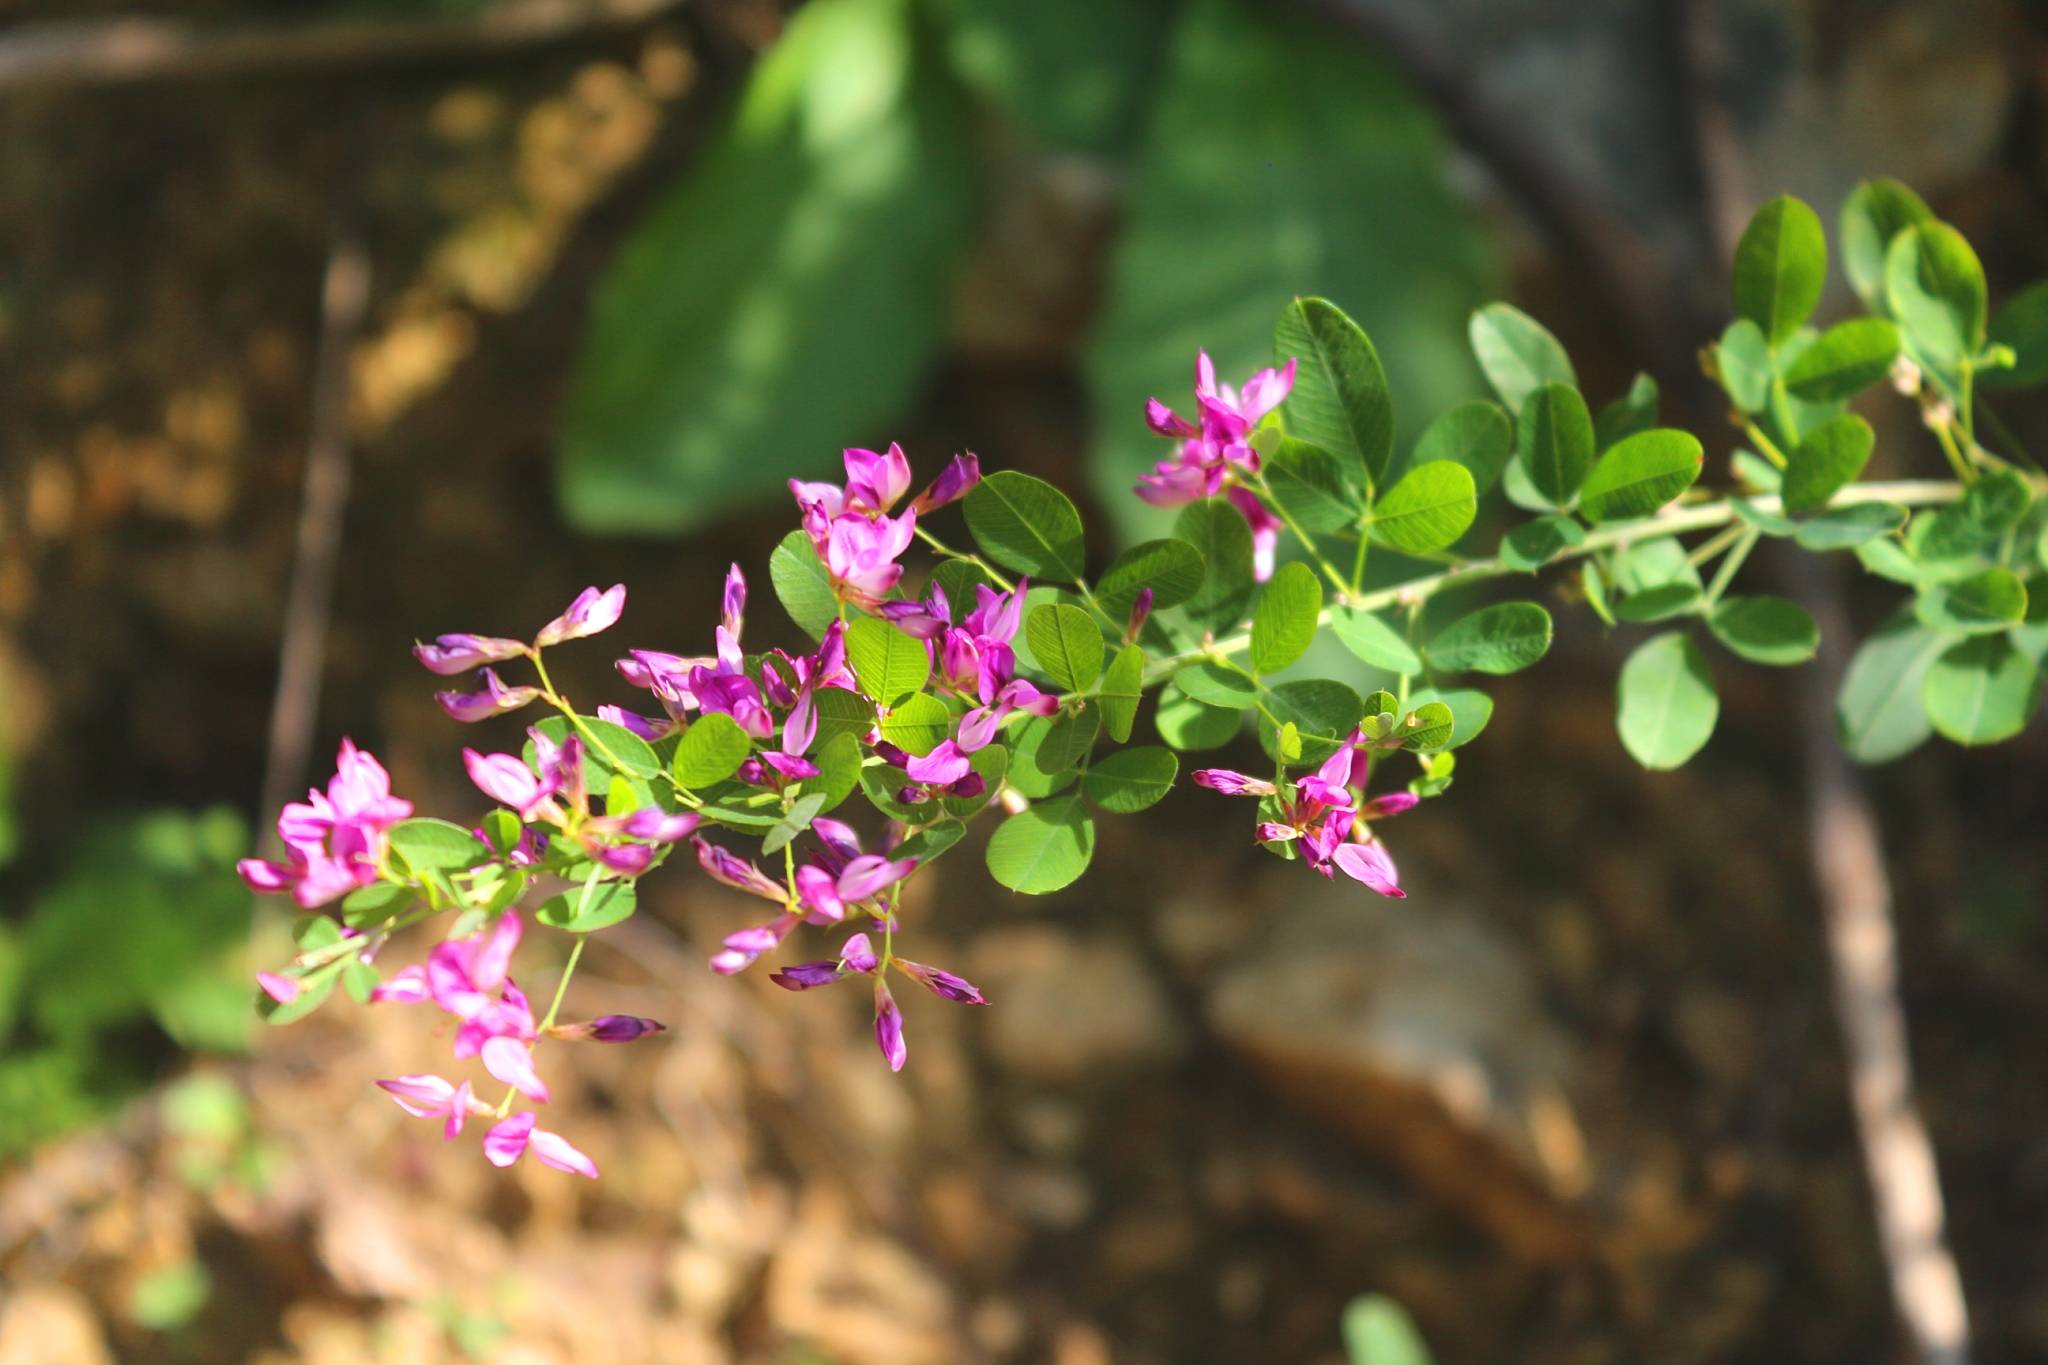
[769, 931, 880, 991]
[1191, 769, 1276, 797]
[905, 740, 971, 786]
[619, 808, 702, 842]
[463, 748, 559, 821]
[1333, 838, 1405, 898]
[436, 667, 541, 723]
[873, 980, 907, 1072]
[373, 912, 538, 1061]
[911, 452, 981, 513]
[708, 911, 800, 975]
[377, 1074, 489, 1141]
[483, 1112, 599, 1179]
[413, 633, 528, 676]
[1126, 588, 1154, 640]
[958, 678, 1058, 752]
[1226, 486, 1283, 583]
[721, 562, 746, 637]
[256, 971, 301, 1004]
[822, 507, 918, 609]
[535, 584, 626, 648]
[548, 1014, 669, 1043]
[596, 704, 674, 741]
[692, 837, 788, 902]
[1362, 791, 1419, 819]
[896, 958, 988, 1005]
[238, 739, 413, 909]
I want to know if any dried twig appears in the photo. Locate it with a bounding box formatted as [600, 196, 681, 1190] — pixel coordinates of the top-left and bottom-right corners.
[256, 231, 371, 849]
[0, 0, 684, 94]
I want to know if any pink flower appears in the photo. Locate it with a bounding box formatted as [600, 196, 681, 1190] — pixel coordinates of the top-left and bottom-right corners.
[548, 1014, 668, 1043]
[535, 584, 626, 648]
[821, 507, 918, 609]
[256, 972, 301, 1004]
[463, 748, 560, 821]
[435, 667, 540, 723]
[1191, 769, 1277, 797]
[692, 837, 788, 903]
[874, 980, 907, 1072]
[483, 1112, 599, 1179]
[709, 912, 800, 976]
[1226, 485, 1283, 583]
[896, 958, 988, 1005]
[377, 1074, 490, 1140]
[1334, 838, 1404, 898]
[413, 633, 527, 675]
[238, 739, 412, 909]
[911, 452, 981, 513]
[1137, 351, 1296, 578]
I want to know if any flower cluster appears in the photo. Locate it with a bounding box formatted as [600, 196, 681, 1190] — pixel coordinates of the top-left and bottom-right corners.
[241, 336, 1485, 1182]
[1138, 351, 1295, 580]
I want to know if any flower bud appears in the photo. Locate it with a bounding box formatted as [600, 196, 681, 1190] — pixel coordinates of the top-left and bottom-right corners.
[1126, 587, 1154, 641]
[551, 1014, 669, 1043]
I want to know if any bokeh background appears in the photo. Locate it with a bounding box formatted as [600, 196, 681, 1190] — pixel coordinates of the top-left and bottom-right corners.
[2, 0, 2046, 1361]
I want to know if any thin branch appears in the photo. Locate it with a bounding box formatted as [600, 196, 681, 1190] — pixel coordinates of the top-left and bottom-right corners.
[0, 0, 685, 94]
[256, 230, 371, 849]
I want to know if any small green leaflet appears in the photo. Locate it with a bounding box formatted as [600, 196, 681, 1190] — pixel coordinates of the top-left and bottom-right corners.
[1575, 429, 1702, 522]
[1468, 303, 1576, 411]
[1273, 296, 1393, 486]
[672, 712, 753, 788]
[1615, 632, 1718, 770]
[1732, 194, 1826, 344]
[986, 797, 1095, 894]
[845, 615, 931, 705]
[1249, 562, 1322, 674]
[965, 470, 1087, 581]
[1368, 460, 1477, 553]
[1025, 603, 1105, 691]
[1425, 602, 1553, 675]
[1083, 746, 1178, 813]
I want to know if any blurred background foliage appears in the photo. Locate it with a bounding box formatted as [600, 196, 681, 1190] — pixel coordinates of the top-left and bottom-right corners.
[3, 0, 2048, 1361]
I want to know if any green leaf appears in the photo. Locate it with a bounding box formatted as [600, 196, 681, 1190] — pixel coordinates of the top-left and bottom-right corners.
[387, 819, 488, 874]
[1032, 707, 1100, 773]
[1273, 296, 1394, 486]
[1405, 686, 1493, 749]
[931, 558, 993, 608]
[1084, 746, 1179, 813]
[1707, 595, 1819, 665]
[1099, 644, 1145, 742]
[1256, 679, 1364, 766]
[1732, 194, 1826, 344]
[1731, 450, 1783, 493]
[1002, 585, 1068, 674]
[1782, 414, 1876, 514]
[1593, 373, 1660, 452]
[1923, 634, 2040, 745]
[1614, 585, 1703, 623]
[1837, 611, 1944, 763]
[1794, 501, 1906, 551]
[1008, 714, 1083, 797]
[858, 765, 926, 822]
[1368, 460, 1478, 553]
[1886, 222, 1988, 368]
[1342, 1294, 1434, 1365]
[943, 0, 1176, 156]
[761, 791, 830, 856]
[1265, 437, 1363, 532]
[1096, 538, 1206, 615]
[1469, 303, 1575, 411]
[1425, 602, 1553, 675]
[1395, 700, 1456, 752]
[1499, 514, 1586, 571]
[878, 691, 950, 755]
[1582, 559, 1615, 627]
[1576, 428, 1703, 522]
[986, 797, 1095, 894]
[1715, 319, 1771, 413]
[1959, 468, 2033, 534]
[672, 712, 753, 789]
[1084, 0, 1499, 539]
[803, 731, 863, 811]
[769, 530, 838, 640]
[1614, 536, 1702, 595]
[1915, 568, 2028, 634]
[894, 819, 966, 865]
[481, 809, 522, 856]
[1984, 280, 2048, 388]
[1330, 605, 1422, 673]
[557, 0, 971, 533]
[1515, 383, 1595, 507]
[809, 687, 879, 752]
[845, 616, 931, 706]
[1841, 177, 1932, 307]
[1730, 497, 1798, 538]
[1410, 399, 1513, 492]
[1782, 318, 1901, 401]
[538, 879, 637, 934]
[1172, 498, 1255, 630]
[1616, 632, 1719, 770]
[1154, 692, 1239, 750]
[1025, 603, 1106, 692]
[1250, 562, 1322, 674]
[965, 470, 1087, 581]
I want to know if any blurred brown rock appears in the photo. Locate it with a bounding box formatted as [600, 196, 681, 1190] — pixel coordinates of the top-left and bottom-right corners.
[972, 928, 1185, 1082]
[1206, 877, 1593, 1261]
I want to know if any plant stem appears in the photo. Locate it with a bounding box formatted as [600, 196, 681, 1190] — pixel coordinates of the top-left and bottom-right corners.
[913, 524, 1015, 593]
[1702, 527, 1759, 607]
[1251, 472, 1353, 597]
[540, 935, 586, 1033]
[1141, 479, 1969, 686]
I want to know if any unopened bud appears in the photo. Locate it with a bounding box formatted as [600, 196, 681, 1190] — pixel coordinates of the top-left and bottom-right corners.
[1889, 353, 1922, 396]
[1126, 588, 1154, 641]
[550, 1014, 668, 1043]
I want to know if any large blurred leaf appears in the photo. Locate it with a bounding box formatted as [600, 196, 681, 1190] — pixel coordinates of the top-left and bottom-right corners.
[1086, 0, 1499, 538]
[940, 0, 1181, 154]
[558, 0, 975, 533]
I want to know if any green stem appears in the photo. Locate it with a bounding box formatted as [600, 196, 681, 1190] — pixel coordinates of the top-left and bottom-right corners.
[1742, 420, 1791, 470]
[1702, 527, 1760, 607]
[913, 524, 1015, 593]
[1250, 473, 1352, 597]
[540, 935, 586, 1034]
[1140, 479, 1973, 686]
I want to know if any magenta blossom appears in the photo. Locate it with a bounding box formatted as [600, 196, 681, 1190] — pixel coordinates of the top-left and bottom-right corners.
[548, 1014, 669, 1043]
[238, 739, 413, 908]
[911, 451, 981, 513]
[482, 1112, 598, 1179]
[377, 1074, 491, 1140]
[372, 911, 544, 1072]
[692, 837, 788, 902]
[1226, 485, 1283, 583]
[769, 931, 983, 1071]
[1192, 728, 1410, 899]
[413, 633, 527, 675]
[1137, 351, 1296, 579]
[436, 667, 541, 723]
[535, 584, 626, 648]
